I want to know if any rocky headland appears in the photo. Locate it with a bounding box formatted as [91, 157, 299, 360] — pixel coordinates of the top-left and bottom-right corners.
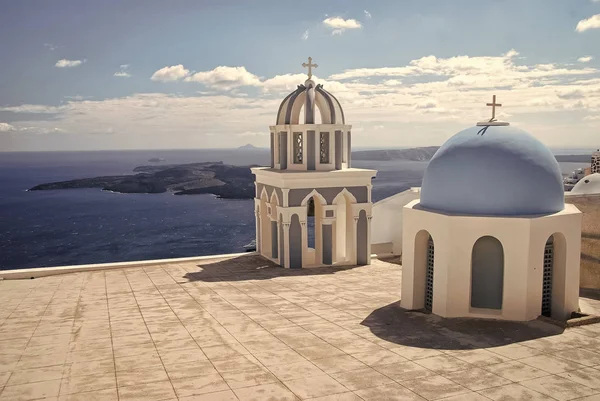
[29, 162, 256, 199]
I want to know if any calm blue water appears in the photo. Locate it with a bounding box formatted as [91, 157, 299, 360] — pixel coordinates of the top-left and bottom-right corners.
[0, 150, 588, 270]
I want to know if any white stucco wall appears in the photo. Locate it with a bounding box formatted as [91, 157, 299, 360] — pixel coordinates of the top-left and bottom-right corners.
[401, 200, 582, 321]
[371, 188, 421, 255]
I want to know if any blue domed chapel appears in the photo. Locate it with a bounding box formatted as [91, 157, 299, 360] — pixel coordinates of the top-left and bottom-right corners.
[400, 100, 582, 322]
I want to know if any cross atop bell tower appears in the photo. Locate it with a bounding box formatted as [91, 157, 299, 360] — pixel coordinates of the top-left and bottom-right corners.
[302, 57, 318, 79]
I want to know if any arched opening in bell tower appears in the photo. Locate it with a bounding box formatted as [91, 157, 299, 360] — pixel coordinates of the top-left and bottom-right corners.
[259, 190, 272, 258]
[302, 191, 325, 266]
[333, 191, 355, 264]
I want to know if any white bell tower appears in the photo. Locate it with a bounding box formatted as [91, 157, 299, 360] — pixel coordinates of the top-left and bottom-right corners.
[251, 58, 377, 269]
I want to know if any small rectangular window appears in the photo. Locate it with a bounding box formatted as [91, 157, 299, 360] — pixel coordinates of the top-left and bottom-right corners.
[275, 133, 280, 164]
[319, 132, 329, 164]
[293, 132, 303, 164]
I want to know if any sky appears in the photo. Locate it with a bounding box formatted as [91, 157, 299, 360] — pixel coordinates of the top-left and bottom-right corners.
[0, 0, 599, 152]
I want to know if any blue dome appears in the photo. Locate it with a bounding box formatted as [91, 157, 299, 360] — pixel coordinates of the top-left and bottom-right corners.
[420, 125, 564, 216]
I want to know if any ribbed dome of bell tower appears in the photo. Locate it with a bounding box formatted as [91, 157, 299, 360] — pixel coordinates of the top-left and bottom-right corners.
[269, 57, 351, 172]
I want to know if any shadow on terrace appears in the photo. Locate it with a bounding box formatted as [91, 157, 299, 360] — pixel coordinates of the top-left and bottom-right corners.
[182, 253, 362, 283]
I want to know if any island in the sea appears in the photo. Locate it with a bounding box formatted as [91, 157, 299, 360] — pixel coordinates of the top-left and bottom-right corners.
[29, 162, 256, 198]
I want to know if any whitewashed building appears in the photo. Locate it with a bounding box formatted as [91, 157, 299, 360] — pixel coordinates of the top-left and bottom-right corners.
[251, 58, 377, 269]
[592, 149, 600, 174]
[401, 99, 583, 321]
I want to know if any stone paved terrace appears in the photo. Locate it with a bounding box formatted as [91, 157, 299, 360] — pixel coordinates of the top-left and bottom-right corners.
[1, 254, 600, 401]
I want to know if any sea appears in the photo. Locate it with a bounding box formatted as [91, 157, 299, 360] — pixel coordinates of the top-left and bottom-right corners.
[0, 149, 590, 270]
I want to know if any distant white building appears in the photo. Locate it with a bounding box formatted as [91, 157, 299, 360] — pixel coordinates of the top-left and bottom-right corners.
[592, 149, 600, 174]
[400, 99, 582, 321]
[564, 167, 588, 191]
[251, 58, 377, 268]
[569, 173, 600, 195]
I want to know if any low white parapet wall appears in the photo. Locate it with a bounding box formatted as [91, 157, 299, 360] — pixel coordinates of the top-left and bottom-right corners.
[371, 187, 421, 255]
[0, 252, 252, 280]
[0, 251, 393, 280]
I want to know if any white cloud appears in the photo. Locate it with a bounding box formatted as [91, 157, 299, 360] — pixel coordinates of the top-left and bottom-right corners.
[184, 66, 261, 90]
[578, 56, 594, 63]
[364, 10, 372, 19]
[151, 64, 190, 82]
[576, 14, 600, 32]
[302, 29, 309, 40]
[262, 73, 311, 92]
[415, 99, 438, 109]
[4, 49, 600, 150]
[0, 123, 15, 132]
[44, 43, 61, 51]
[238, 131, 267, 137]
[0, 122, 63, 135]
[55, 59, 84, 68]
[0, 104, 63, 113]
[114, 64, 132, 78]
[323, 17, 362, 35]
[65, 95, 92, 101]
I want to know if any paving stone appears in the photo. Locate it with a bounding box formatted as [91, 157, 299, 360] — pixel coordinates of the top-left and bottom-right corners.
[414, 354, 473, 375]
[312, 355, 367, 374]
[233, 382, 298, 401]
[178, 389, 238, 400]
[558, 367, 600, 389]
[268, 360, 325, 381]
[479, 382, 554, 400]
[353, 383, 425, 401]
[117, 380, 177, 401]
[57, 388, 118, 401]
[7, 365, 64, 386]
[308, 392, 364, 401]
[486, 343, 543, 360]
[116, 367, 169, 387]
[63, 359, 115, 378]
[0, 379, 62, 401]
[220, 366, 279, 389]
[253, 348, 307, 367]
[164, 360, 217, 380]
[283, 374, 349, 399]
[59, 371, 116, 395]
[446, 349, 510, 367]
[551, 348, 600, 367]
[519, 354, 586, 374]
[402, 375, 471, 400]
[171, 373, 230, 398]
[0, 372, 10, 388]
[295, 344, 346, 361]
[520, 375, 597, 401]
[482, 360, 550, 382]
[330, 367, 394, 391]
[350, 349, 408, 367]
[114, 352, 162, 372]
[442, 367, 511, 391]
